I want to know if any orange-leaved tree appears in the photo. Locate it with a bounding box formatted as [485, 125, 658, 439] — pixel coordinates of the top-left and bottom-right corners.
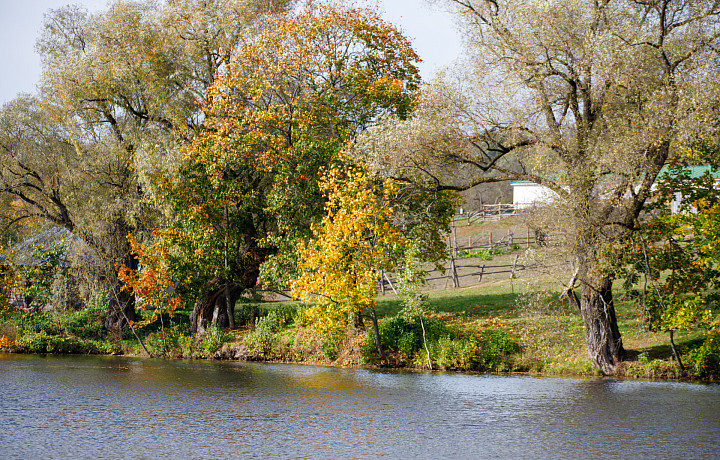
[116, 232, 182, 329]
[152, 2, 421, 333]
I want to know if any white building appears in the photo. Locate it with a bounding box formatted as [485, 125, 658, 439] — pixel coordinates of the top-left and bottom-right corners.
[510, 181, 558, 209]
[511, 166, 720, 213]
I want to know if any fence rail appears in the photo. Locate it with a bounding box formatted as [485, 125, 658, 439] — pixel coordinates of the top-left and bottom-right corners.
[460, 204, 518, 223]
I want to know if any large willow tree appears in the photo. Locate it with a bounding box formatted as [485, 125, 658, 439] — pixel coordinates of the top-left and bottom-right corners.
[0, 0, 291, 331]
[355, 0, 720, 374]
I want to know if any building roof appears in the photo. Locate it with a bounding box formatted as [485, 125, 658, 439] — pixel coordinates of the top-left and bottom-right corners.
[8, 227, 101, 267]
[658, 165, 720, 179]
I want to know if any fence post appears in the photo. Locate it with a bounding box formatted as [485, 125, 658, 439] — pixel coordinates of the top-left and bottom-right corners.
[478, 264, 485, 283]
[451, 217, 458, 258]
[526, 227, 530, 248]
[380, 269, 386, 295]
[384, 271, 398, 295]
[488, 231, 493, 248]
[451, 257, 460, 288]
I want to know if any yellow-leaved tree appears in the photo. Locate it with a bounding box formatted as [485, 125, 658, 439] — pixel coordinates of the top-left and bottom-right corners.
[292, 164, 456, 362]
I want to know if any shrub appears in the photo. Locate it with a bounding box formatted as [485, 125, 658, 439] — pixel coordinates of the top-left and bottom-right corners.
[235, 302, 267, 327]
[245, 310, 282, 355]
[12, 330, 86, 354]
[57, 293, 107, 338]
[434, 336, 471, 369]
[361, 331, 379, 363]
[378, 316, 447, 359]
[201, 324, 228, 357]
[320, 335, 339, 361]
[17, 312, 59, 335]
[685, 331, 720, 379]
[472, 330, 519, 371]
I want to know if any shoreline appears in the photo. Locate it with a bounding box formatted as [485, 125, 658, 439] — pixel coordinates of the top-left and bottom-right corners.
[1, 347, 714, 384]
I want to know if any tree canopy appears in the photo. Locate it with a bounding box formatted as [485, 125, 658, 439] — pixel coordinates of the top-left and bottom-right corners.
[353, 0, 720, 374]
[146, 2, 423, 332]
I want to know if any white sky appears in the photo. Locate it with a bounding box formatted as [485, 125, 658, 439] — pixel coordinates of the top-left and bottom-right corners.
[0, 0, 463, 105]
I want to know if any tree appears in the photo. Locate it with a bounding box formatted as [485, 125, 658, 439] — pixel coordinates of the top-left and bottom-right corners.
[618, 138, 720, 372]
[0, 96, 78, 236]
[293, 167, 405, 360]
[0, 0, 292, 332]
[354, 0, 720, 374]
[291, 165, 454, 359]
[152, 3, 422, 333]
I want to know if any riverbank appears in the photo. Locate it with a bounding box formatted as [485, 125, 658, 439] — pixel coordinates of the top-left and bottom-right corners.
[2, 218, 718, 381]
[212, 282, 715, 381]
[2, 279, 717, 381]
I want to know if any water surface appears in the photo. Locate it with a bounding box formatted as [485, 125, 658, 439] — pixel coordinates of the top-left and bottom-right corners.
[1, 354, 718, 459]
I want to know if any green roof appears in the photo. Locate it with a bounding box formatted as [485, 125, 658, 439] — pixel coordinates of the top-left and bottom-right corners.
[659, 165, 720, 179]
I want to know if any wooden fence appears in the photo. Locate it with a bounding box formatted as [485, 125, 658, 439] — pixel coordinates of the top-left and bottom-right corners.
[377, 218, 539, 293]
[459, 204, 518, 223]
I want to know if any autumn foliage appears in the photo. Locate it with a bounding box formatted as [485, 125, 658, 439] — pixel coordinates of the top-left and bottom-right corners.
[116, 233, 182, 327]
[150, 2, 422, 327]
[292, 167, 408, 335]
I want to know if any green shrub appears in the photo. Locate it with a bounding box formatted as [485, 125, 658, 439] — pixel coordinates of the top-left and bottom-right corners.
[685, 331, 720, 379]
[235, 302, 302, 328]
[472, 330, 519, 371]
[378, 316, 447, 359]
[273, 303, 302, 326]
[245, 310, 282, 355]
[235, 302, 267, 327]
[57, 294, 107, 338]
[13, 330, 86, 354]
[434, 336, 471, 369]
[361, 331, 379, 363]
[201, 324, 228, 357]
[430, 330, 519, 371]
[86, 339, 122, 354]
[320, 335, 339, 361]
[456, 248, 508, 260]
[16, 312, 58, 335]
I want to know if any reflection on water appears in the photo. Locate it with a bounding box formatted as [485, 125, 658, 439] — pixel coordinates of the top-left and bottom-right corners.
[1, 354, 718, 459]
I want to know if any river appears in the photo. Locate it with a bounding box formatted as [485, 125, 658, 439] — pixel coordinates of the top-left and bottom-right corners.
[0, 354, 718, 459]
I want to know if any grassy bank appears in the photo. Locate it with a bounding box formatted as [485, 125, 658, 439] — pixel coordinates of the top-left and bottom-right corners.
[213, 281, 715, 380]
[0, 281, 716, 380]
[1, 217, 718, 381]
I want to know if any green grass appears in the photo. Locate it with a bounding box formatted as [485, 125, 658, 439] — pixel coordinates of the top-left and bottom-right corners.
[375, 284, 519, 318]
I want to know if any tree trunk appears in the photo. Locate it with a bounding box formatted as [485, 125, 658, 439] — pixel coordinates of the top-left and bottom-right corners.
[370, 309, 388, 366]
[579, 276, 625, 375]
[190, 282, 242, 334]
[105, 285, 136, 335]
[105, 252, 137, 335]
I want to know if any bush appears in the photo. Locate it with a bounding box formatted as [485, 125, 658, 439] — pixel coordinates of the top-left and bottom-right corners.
[57, 293, 107, 338]
[472, 330, 519, 370]
[235, 301, 302, 328]
[13, 330, 85, 354]
[245, 311, 281, 355]
[16, 312, 60, 335]
[235, 302, 267, 327]
[434, 336, 471, 369]
[361, 331, 379, 363]
[685, 331, 720, 379]
[432, 331, 519, 371]
[201, 324, 228, 357]
[378, 316, 447, 359]
[456, 248, 508, 260]
[321, 335, 339, 361]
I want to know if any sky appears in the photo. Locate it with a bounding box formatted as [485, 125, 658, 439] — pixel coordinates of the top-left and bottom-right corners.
[0, 0, 463, 105]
